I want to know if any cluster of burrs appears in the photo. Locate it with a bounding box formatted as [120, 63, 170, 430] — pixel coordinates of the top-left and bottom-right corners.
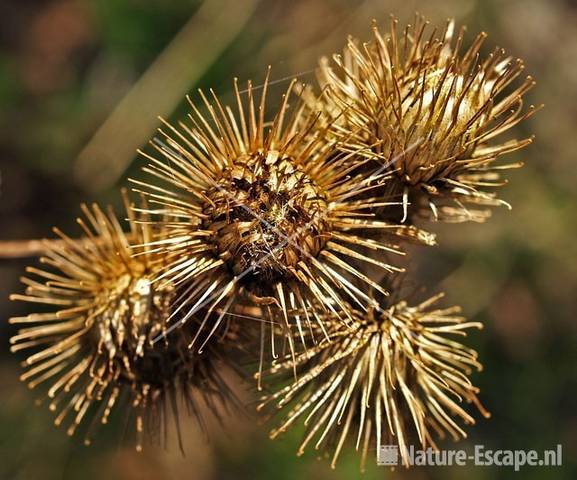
[8, 15, 537, 469]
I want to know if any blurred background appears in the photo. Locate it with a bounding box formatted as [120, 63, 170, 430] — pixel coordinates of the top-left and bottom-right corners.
[0, 0, 576, 478]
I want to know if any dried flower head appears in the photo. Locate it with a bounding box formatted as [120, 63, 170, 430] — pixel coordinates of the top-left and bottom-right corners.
[131, 69, 430, 372]
[258, 293, 489, 470]
[309, 15, 539, 222]
[9, 194, 237, 450]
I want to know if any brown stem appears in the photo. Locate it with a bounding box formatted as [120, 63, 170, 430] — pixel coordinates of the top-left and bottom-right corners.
[0, 239, 66, 259]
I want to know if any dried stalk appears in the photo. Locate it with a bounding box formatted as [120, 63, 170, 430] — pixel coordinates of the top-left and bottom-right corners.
[0, 239, 66, 259]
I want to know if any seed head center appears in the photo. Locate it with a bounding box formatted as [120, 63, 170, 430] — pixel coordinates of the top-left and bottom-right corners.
[202, 154, 329, 289]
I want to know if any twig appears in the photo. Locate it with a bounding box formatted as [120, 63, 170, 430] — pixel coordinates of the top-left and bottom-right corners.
[0, 239, 65, 259]
[0, 235, 136, 259]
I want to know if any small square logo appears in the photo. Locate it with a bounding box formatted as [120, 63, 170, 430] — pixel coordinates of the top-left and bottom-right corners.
[378, 445, 399, 466]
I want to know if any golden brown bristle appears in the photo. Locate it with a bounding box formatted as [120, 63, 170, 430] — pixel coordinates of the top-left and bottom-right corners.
[307, 15, 538, 223]
[258, 294, 488, 470]
[131, 70, 427, 373]
[9, 193, 239, 450]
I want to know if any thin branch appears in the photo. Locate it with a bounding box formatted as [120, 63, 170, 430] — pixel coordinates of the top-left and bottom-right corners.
[0, 239, 66, 259]
[0, 235, 136, 259]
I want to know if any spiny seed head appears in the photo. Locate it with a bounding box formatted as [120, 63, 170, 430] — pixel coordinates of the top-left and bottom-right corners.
[132, 69, 429, 370]
[202, 154, 329, 285]
[258, 293, 489, 470]
[308, 15, 538, 222]
[9, 194, 237, 449]
[93, 269, 175, 371]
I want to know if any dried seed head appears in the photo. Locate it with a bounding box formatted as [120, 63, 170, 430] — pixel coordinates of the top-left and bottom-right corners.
[93, 270, 175, 376]
[310, 15, 539, 222]
[9, 194, 237, 449]
[202, 154, 329, 286]
[132, 70, 427, 372]
[258, 294, 489, 470]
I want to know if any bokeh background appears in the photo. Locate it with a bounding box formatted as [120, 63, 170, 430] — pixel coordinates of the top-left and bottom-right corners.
[0, 0, 576, 478]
